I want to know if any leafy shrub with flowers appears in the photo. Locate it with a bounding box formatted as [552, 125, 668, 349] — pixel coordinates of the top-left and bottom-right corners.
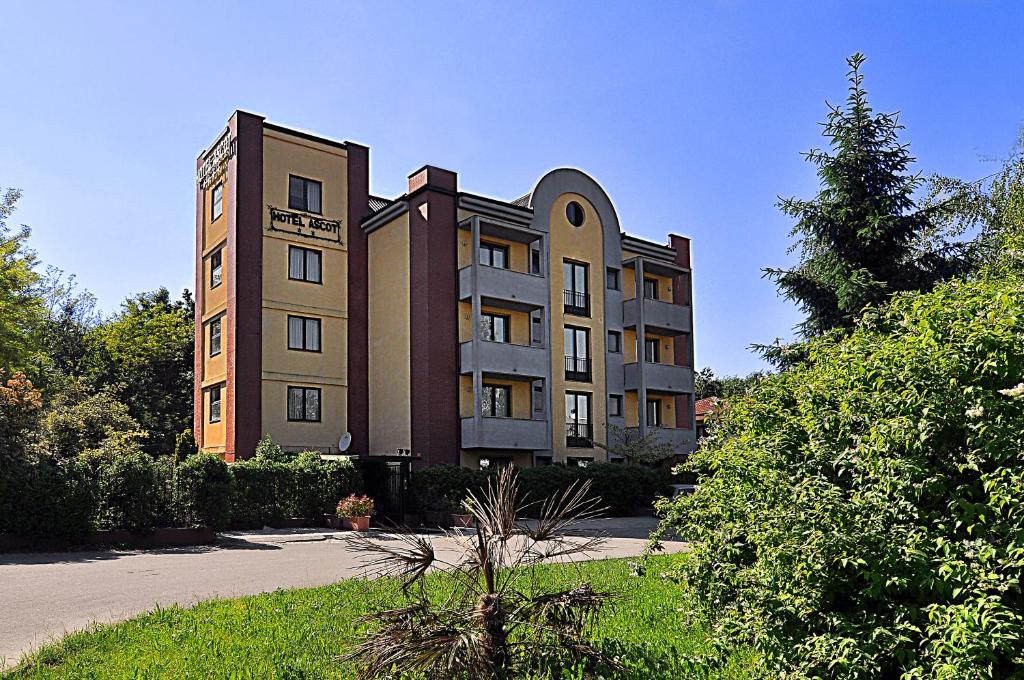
[336, 494, 374, 518]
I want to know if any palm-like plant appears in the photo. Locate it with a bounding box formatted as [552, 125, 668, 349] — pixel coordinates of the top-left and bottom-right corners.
[343, 467, 620, 679]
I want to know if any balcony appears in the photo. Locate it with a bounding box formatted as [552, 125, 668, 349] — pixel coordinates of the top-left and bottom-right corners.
[459, 265, 547, 310]
[460, 340, 548, 378]
[623, 362, 693, 394]
[624, 426, 694, 453]
[566, 421, 593, 448]
[564, 355, 592, 382]
[622, 297, 690, 336]
[461, 416, 548, 450]
[563, 289, 590, 317]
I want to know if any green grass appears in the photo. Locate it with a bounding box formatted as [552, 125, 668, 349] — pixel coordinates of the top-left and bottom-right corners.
[6, 555, 754, 679]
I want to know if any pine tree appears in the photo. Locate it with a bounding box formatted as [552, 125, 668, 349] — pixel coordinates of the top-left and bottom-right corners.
[765, 53, 973, 338]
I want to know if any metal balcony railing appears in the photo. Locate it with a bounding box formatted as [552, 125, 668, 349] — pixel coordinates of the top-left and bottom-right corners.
[563, 289, 590, 317]
[564, 355, 592, 382]
[565, 421, 593, 448]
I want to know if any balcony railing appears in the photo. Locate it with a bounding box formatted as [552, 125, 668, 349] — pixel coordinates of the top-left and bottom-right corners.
[566, 421, 593, 448]
[564, 355, 592, 382]
[563, 289, 590, 317]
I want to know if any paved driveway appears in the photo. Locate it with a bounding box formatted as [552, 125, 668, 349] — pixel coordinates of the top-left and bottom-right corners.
[0, 517, 680, 669]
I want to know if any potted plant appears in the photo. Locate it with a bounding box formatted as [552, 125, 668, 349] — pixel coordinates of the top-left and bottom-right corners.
[336, 494, 374, 532]
[451, 496, 474, 528]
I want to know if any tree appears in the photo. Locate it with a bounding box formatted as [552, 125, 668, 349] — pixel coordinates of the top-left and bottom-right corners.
[37, 381, 145, 460]
[594, 423, 676, 464]
[695, 366, 768, 400]
[86, 288, 194, 456]
[652, 146, 1024, 677]
[764, 54, 977, 342]
[344, 467, 618, 678]
[0, 188, 45, 371]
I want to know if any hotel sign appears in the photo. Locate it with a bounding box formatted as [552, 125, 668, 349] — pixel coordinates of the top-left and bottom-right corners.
[267, 206, 344, 244]
[197, 133, 236, 190]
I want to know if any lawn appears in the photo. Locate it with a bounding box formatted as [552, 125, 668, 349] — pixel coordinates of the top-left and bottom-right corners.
[7, 554, 754, 679]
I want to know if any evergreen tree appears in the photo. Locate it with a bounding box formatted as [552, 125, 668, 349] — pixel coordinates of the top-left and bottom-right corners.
[764, 53, 975, 339]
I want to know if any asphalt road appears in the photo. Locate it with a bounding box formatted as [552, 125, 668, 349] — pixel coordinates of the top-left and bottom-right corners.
[0, 517, 681, 669]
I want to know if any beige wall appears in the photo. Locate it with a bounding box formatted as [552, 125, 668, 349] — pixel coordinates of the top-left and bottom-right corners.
[198, 153, 229, 453]
[368, 213, 412, 454]
[258, 130, 350, 451]
[202, 384, 226, 452]
[548, 193, 607, 462]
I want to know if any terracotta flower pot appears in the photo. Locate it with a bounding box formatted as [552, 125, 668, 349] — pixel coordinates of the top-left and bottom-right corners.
[343, 516, 370, 532]
[452, 513, 474, 528]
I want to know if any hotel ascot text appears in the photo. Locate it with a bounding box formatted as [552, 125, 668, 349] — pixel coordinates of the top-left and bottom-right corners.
[194, 111, 696, 468]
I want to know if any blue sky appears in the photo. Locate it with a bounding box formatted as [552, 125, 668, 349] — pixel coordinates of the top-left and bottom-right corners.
[2, 2, 1022, 374]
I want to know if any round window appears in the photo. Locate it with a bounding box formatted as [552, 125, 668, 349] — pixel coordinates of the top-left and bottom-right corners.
[565, 201, 585, 227]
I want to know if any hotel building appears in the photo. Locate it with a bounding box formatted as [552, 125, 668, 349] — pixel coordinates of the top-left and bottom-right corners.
[194, 111, 696, 467]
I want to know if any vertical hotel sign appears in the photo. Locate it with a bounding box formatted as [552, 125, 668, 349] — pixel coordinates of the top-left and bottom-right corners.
[197, 132, 237, 190]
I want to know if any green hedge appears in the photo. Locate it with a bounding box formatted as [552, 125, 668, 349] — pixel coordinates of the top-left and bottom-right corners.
[409, 463, 669, 517]
[173, 453, 231, 529]
[229, 454, 363, 528]
[94, 452, 166, 532]
[1, 456, 97, 539]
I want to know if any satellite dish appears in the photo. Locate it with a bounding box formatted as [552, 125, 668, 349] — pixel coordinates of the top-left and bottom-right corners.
[338, 432, 352, 452]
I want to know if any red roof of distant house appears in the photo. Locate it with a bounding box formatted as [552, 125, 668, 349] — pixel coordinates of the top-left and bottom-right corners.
[695, 397, 720, 417]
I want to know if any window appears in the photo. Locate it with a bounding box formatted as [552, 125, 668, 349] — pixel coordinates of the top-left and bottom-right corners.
[530, 248, 542, 275]
[209, 317, 222, 357]
[288, 315, 321, 352]
[482, 385, 511, 418]
[288, 175, 322, 214]
[609, 394, 623, 418]
[566, 456, 593, 467]
[564, 326, 590, 381]
[563, 260, 589, 316]
[606, 268, 620, 290]
[479, 242, 509, 269]
[211, 182, 223, 221]
[288, 386, 321, 422]
[480, 312, 510, 343]
[646, 399, 662, 427]
[209, 385, 221, 423]
[288, 245, 322, 283]
[565, 392, 592, 447]
[210, 250, 223, 288]
[608, 330, 621, 353]
[565, 201, 585, 227]
[644, 337, 659, 363]
[643, 278, 659, 300]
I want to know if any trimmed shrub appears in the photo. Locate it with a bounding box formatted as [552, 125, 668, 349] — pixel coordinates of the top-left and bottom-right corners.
[173, 453, 231, 529]
[579, 464, 670, 516]
[229, 454, 364, 527]
[658, 274, 1024, 677]
[229, 458, 290, 528]
[4, 456, 97, 539]
[409, 464, 484, 513]
[95, 452, 165, 532]
[288, 452, 363, 518]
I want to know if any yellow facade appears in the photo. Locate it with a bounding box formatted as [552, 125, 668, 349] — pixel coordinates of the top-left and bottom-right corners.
[196, 114, 695, 466]
[367, 212, 412, 454]
[548, 192, 607, 462]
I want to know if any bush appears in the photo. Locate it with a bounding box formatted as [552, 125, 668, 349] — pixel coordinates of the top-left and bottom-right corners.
[173, 453, 231, 529]
[409, 464, 484, 513]
[288, 452, 363, 518]
[579, 464, 670, 516]
[229, 454, 364, 528]
[3, 456, 97, 539]
[95, 452, 165, 532]
[229, 458, 290, 528]
[658, 274, 1024, 677]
